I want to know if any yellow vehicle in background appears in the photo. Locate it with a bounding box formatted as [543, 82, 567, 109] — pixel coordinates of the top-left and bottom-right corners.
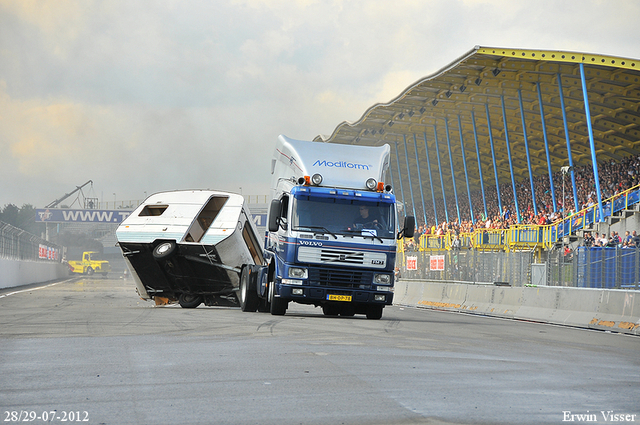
[68, 251, 110, 276]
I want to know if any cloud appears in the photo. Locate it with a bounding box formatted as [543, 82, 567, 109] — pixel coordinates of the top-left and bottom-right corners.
[0, 0, 638, 208]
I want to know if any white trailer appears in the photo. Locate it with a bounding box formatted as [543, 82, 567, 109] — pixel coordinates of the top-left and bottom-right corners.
[116, 190, 264, 308]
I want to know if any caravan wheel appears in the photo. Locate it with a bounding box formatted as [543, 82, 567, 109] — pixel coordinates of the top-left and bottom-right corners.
[179, 293, 202, 308]
[153, 241, 177, 261]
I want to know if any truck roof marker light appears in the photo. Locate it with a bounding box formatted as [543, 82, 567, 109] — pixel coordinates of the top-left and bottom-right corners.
[377, 182, 385, 192]
[330, 190, 337, 195]
[355, 192, 362, 197]
[304, 176, 311, 185]
[311, 174, 323, 185]
[366, 178, 377, 190]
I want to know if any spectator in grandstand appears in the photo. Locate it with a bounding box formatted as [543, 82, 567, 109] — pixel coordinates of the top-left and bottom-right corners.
[632, 230, 640, 248]
[622, 231, 633, 248]
[451, 235, 461, 250]
[583, 232, 595, 247]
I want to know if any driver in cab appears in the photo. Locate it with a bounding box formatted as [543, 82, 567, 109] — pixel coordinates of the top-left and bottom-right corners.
[352, 205, 379, 229]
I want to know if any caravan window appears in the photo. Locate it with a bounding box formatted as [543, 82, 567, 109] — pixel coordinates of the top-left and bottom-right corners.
[139, 205, 168, 216]
[184, 196, 229, 242]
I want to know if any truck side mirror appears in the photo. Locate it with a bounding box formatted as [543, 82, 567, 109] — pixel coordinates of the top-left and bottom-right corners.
[397, 215, 415, 239]
[268, 199, 282, 232]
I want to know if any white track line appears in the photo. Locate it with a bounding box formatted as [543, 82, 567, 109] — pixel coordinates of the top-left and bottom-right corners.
[0, 280, 68, 299]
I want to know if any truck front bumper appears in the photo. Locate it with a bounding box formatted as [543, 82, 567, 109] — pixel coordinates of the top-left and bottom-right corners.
[276, 283, 393, 306]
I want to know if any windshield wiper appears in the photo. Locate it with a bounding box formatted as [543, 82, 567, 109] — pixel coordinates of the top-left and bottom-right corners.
[293, 226, 338, 239]
[342, 228, 383, 243]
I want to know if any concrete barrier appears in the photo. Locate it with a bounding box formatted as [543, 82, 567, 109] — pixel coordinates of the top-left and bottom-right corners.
[0, 258, 69, 289]
[395, 279, 640, 336]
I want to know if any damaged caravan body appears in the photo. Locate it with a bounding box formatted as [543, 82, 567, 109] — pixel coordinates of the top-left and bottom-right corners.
[116, 190, 264, 308]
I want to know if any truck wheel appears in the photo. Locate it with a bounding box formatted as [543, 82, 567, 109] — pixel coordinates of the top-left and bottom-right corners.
[179, 293, 202, 308]
[86, 267, 94, 276]
[153, 241, 177, 261]
[239, 266, 259, 312]
[340, 304, 356, 317]
[366, 305, 383, 320]
[268, 280, 287, 316]
[322, 304, 340, 316]
[257, 299, 270, 313]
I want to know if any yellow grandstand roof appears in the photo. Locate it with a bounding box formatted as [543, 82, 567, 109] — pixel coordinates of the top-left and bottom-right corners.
[314, 46, 640, 200]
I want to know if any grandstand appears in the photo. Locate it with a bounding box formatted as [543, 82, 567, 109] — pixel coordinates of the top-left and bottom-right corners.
[315, 46, 640, 288]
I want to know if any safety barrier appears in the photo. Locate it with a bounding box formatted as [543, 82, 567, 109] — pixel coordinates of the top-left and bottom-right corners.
[394, 279, 640, 335]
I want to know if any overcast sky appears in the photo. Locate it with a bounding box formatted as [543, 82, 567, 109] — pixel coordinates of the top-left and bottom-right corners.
[1, 0, 638, 209]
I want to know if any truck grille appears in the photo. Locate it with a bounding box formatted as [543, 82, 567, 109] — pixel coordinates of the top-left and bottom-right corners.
[309, 268, 373, 289]
[320, 249, 364, 264]
[298, 246, 386, 268]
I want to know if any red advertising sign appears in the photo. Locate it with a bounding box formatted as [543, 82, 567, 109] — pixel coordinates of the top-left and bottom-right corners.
[430, 255, 445, 271]
[406, 256, 418, 270]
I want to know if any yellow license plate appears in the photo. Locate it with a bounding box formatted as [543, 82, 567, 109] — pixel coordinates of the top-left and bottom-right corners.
[327, 294, 352, 302]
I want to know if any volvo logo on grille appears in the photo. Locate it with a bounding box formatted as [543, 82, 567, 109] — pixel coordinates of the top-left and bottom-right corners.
[339, 254, 346, 261]
[300, 240, 323, 247]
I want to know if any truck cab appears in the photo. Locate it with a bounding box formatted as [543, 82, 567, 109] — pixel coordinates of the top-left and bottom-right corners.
[251, 135, 414, 319]
[68, 251, 111, 276]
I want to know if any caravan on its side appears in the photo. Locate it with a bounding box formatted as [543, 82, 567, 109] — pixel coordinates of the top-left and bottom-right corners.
[116, 190, 264, 308]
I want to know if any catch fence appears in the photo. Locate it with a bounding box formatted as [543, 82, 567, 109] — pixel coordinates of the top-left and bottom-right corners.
[398, 247, 640, 289]
[0, 222, 63, 262]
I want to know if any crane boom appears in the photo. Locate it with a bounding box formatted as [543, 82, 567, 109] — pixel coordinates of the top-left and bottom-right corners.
[45, 180, 93, 208]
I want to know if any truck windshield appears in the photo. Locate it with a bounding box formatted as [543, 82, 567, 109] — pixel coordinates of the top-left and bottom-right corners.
[291, 196, 395, 239]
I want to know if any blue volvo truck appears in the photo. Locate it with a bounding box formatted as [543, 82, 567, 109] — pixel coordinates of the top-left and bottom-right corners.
[238, 135, 414, 319]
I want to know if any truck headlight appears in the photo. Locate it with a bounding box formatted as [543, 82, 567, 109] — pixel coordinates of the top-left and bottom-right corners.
[366, 178, 377, 190]
[288, 267, 308, 279]
[373, 273, 391, 285]
[311, 173, 323, 185]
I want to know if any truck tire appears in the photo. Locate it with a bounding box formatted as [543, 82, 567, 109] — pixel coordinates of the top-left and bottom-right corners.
[239, 266, 259, 312]
[322, 304, 340, 316]
[268, 280, 287, 316]
[340, 304, 356, 317]
[179, 293, 202, 308]
[257, 299, 270, 312]
[86, 267, 94, 276]
[366, 305, 383, 320]
[153, 241, 177, 261]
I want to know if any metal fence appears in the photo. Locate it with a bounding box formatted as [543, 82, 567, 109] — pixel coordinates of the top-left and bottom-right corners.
[547, 247, 640, 289]
[398, 247, 640, 289]
[0, 222, 63, 262]
[398, 250, 534, 286]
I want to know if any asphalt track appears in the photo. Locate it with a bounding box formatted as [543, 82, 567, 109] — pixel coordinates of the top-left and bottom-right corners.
[1, 276, 638, 425]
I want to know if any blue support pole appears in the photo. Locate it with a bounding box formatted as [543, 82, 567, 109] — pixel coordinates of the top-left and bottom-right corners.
[579, 64, 604, 222]
[393, 142, 406, 219]
[413, 134, 428, 227]
[444, 118, 461, 224]
[518, 89, 538, 216]
[500, 95, 521, 224]
[471, 110, 488, 220]
[457, 115, 475, 224]
[485, 104, 503, 216]
[433, 125, 449, 223]
[423, 132, 439, 227]
[403, 135, 418, 220]
[536, 82, 557, 213]
[557, 73, 580, 213]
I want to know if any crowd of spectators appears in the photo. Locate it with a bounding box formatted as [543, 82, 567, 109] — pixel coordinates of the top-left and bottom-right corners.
[403, 153, 640, 246]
